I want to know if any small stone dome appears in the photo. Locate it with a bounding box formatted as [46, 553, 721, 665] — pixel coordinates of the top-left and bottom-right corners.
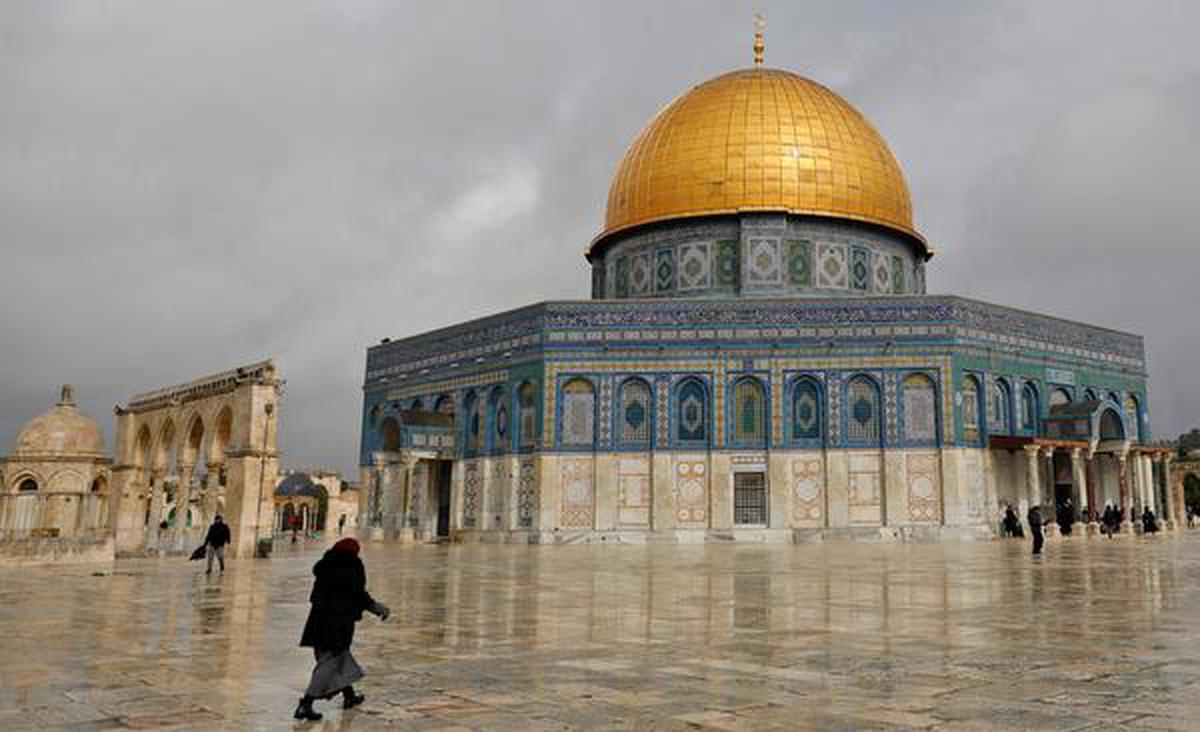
[13, 385, 106, 457]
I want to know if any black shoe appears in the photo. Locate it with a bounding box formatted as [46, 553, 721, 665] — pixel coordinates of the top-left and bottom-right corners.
[343, 690, 366, 709]
[294, 698, 322, 721]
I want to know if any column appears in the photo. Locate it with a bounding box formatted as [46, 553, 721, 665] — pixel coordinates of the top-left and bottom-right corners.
[1086, 454, 1099, 519]
[1071, 449, 1091, 533]
[1024, 445, 1041, 533]
[148, 468, 167, 544]
[1042, 448, 1059, 538]
[1143, 455, 1156, 514]
[1118, 454, 1132, 532]
[173, 462, 195, 548]
[400, 462, 415, 540]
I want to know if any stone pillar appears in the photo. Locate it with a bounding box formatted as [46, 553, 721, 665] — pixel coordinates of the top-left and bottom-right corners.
[1086, 455, 1099, 519]
[368, 454, 385, 538]
[173, 462, 195, 548]
[1024, 445, 1041, 533]
[1118, 454, 1132, 533]
[1042, 448, 1059, 538]
[1071, 448, 1091, 533]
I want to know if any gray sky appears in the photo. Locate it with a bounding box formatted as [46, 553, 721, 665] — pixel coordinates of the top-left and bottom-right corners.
[2, 1, 1198, 477]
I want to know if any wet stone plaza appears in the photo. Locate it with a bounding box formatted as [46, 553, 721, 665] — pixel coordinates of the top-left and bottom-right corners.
[3, 536, 1200, 731]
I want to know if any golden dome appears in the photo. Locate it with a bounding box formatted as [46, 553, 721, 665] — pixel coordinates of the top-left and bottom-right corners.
[594, 68, 924, 254]
[13, 385, 105, 457]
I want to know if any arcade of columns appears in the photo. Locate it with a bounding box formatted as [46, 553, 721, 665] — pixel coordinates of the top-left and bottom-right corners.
[1018, 441, 1179, 535]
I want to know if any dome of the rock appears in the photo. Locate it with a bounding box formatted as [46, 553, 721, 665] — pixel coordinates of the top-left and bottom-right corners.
[592, 68, 924, 256]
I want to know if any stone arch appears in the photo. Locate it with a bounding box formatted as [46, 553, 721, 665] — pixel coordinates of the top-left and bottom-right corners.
[14, 473, 40, 492]
[133, 424, 153, 470]
[154, 418, 177, 474]
[182, 413, 205, 467]
[209, 406, 233, 465]
[47, 469, 86, 493]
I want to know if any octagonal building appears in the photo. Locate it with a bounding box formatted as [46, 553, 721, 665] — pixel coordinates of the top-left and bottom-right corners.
[359, 58, 1177, 543]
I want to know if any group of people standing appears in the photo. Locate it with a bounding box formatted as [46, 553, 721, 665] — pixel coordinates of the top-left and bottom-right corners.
[1001, 499, 1162, 555]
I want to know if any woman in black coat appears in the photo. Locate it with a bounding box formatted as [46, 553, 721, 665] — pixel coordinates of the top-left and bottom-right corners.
[294, 538, 389, 721]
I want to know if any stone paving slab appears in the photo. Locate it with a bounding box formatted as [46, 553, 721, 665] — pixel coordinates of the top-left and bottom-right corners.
[3, 535, 1200, 729]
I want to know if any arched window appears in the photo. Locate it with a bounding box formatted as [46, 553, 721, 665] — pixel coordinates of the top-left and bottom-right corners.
[989, 379, 1012, 433]
[732, 377, 767, 446]
[380, 417, 401, 452]
[517, 382, 537, 450]
[435, 394, 455, 416]
[1084, 388, 1099, 402]
[617, 378, 652, 448]
[962, 375, 981, 443]
[1020, 383, 1039, 433]
[846, 376, 881, 444]
[791, 378, 822, 442]
[18, 478, 38, 492]
[463, 391, 481, 453]
[1123, 394, 1141, 442]
[561, 378, 595, 447]
[676, 378, 708, 444]
[489, 388, 509, 453]
[902, 374, 937, 443]
[409, 397, 423, 411]
[1050, 388, 1071, 408]
[1099, 408, 1124, 441]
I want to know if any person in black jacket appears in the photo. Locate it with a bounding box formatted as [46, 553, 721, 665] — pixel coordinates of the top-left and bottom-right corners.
[294, 538, 389, 722]
[203, 516, 231, 574]
[1027, 505, 1044, 555]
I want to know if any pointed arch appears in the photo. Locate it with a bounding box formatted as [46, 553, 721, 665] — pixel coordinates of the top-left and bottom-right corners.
[989, 378, 1014, 434]
[380, 416, 401, 452]
[134, 424, 153, 469]
[517, 381, 538, 450]
[560, 378, 596, 448]
[182, 413, 205, 466]
[961, 374, 982, 444]
[901, 373, 938, 444]
[1099, 408, 1125, 441]
[674, 377, 709, 445]
[845, 374, 882, 445]
[488, 385, 509, 454]
[463, 390, 481, 454]
[1020, 382, 1040, 434]
[210, 406, 233, 465]
[155, 419, 177, 473]
[1123, 393, 1142, 443]
[731, 376, 767, 447]
[616, 377, 652, 448]
[789, 375, 824, 445]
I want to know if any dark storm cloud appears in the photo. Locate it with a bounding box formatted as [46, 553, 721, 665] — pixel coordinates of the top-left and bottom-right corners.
[2, 1, 1198, 475]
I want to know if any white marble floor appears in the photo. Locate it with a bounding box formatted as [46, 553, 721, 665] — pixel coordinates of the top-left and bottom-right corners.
[2, 533, 1200, 730]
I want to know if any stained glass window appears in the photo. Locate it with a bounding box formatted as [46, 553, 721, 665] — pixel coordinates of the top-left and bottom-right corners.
[902, 374, 936, 442]
[962, 375, 980, 443]
[518, 382, 537, 449]
[792, 379, 821, 440]
[989, 380, 1011, 432]
[1021, 384, 1038, 432]
[464, 392, 481, 453]
[561, 379, 595, 447]
[733, 378, 766, 445]
[677, 379, 707, 443]
[491, 388, 509, 452]
[618, 379, 652, 447]
[847, 376, 880, 443]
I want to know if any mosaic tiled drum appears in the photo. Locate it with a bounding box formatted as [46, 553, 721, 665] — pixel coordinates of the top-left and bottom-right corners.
[358, 59, 1176, 544]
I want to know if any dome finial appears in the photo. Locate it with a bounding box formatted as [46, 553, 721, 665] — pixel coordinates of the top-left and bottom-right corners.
[753, 12, 765, 67]
[59, 384, 76, 406]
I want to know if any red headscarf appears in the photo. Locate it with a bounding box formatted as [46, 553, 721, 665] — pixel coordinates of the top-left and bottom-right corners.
[331, 537, 360, 555]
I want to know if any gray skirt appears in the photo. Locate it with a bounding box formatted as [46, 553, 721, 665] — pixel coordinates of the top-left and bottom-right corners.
[305, 649, 364, 699]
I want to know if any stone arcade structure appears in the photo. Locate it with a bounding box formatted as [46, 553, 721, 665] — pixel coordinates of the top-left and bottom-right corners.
[360, 49, 1177, 544]
[0, 386, 114, 562]
[110, 361, 281, 557]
